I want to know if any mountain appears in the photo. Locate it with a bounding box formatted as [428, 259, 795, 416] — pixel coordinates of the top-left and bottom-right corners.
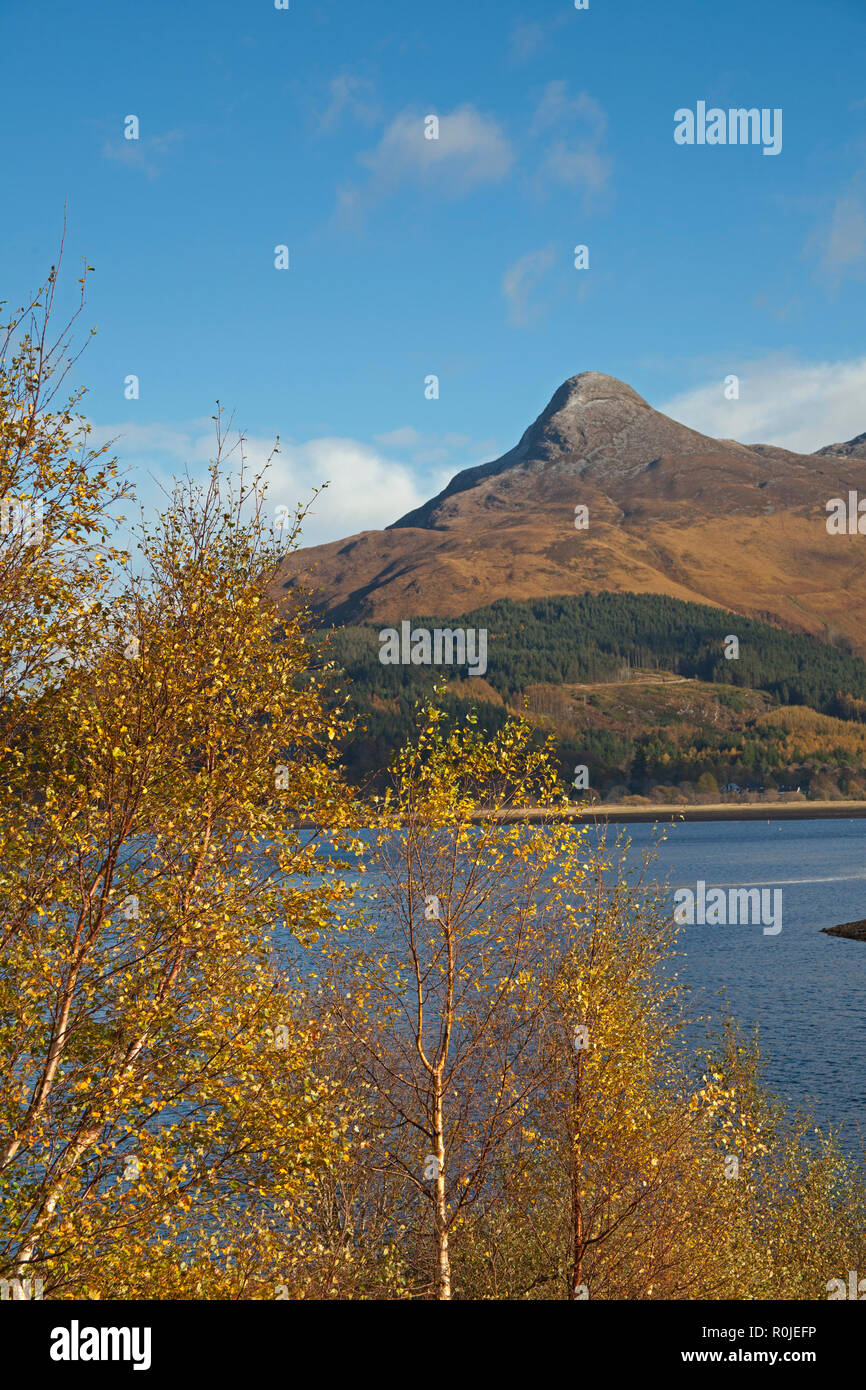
[273, 372, 866, 651]
[814, 431, 866, 460]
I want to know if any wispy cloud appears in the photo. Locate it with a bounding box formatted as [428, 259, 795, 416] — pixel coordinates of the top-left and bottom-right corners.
[502, 245, 557, 325]
[507, 13, 569, 65]
[659, 355, 866, 453]
[318, 74, 380, 131]
[373, 425, 495, 470]
[335, 85, 611, 221]
[339, 104, 513, 214]
[101, 129, 184, 179]
[802, 167, 866, 292]
[530, 83, 612, 196]
[508, 21, 548, 64]
[530, 84, 605, 136]
[373, 426, 422, 448]
[821, 190, 866, 280]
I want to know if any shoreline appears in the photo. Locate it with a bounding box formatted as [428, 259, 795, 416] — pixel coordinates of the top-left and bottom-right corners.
[472, 800, 866, 825]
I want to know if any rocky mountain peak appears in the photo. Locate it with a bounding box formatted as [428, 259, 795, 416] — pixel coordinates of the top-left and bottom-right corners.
[517, 371, 657, 464]
[391, 370, 748, 529]
[541, 370, 651, 414]
[275, 368, 866, 639]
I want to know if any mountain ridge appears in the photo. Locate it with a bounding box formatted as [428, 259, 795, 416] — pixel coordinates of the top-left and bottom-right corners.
[390, 372, 765, 530]
[273, 372, 866, 651]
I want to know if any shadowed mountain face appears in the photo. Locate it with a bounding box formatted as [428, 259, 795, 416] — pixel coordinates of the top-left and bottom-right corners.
[272, 372, 866, 650]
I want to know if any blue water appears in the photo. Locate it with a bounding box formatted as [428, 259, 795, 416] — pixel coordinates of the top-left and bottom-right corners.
[595, 818, 866, 1150]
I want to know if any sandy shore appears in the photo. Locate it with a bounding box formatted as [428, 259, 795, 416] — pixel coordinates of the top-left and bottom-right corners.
[473, 800, 866, 825]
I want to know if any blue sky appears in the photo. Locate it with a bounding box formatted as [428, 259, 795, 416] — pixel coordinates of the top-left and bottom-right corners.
[2, 0, 865, 544]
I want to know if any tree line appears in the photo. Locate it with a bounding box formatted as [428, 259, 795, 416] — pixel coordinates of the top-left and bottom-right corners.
[325, 596, 866, 794]
[328, 593, 866, 715]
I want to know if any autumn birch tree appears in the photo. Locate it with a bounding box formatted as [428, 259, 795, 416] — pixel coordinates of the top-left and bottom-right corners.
[315, 705, 591, 1299]
[0, 269, 360, 1296]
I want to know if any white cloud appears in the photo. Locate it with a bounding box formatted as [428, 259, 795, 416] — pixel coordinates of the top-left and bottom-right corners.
[335, 87, 610, 218]
[87, 419, 427, 546]
[348, 104, 513, 204]
[659, 355, 866, 453]
[87, 419, 202, 458]
[502, 245, 557, 325]
[268, 438, 424, 542]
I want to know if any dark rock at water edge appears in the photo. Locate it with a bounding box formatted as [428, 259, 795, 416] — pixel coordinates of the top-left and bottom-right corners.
[822, 920, 866, 942]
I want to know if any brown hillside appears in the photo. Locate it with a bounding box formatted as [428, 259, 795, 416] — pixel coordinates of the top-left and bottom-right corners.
[272, 372, 866, 651]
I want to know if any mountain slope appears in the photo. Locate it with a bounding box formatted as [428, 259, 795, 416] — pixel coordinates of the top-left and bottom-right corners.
[273, 372, 866, 650]
[325, 592, 866, 797]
